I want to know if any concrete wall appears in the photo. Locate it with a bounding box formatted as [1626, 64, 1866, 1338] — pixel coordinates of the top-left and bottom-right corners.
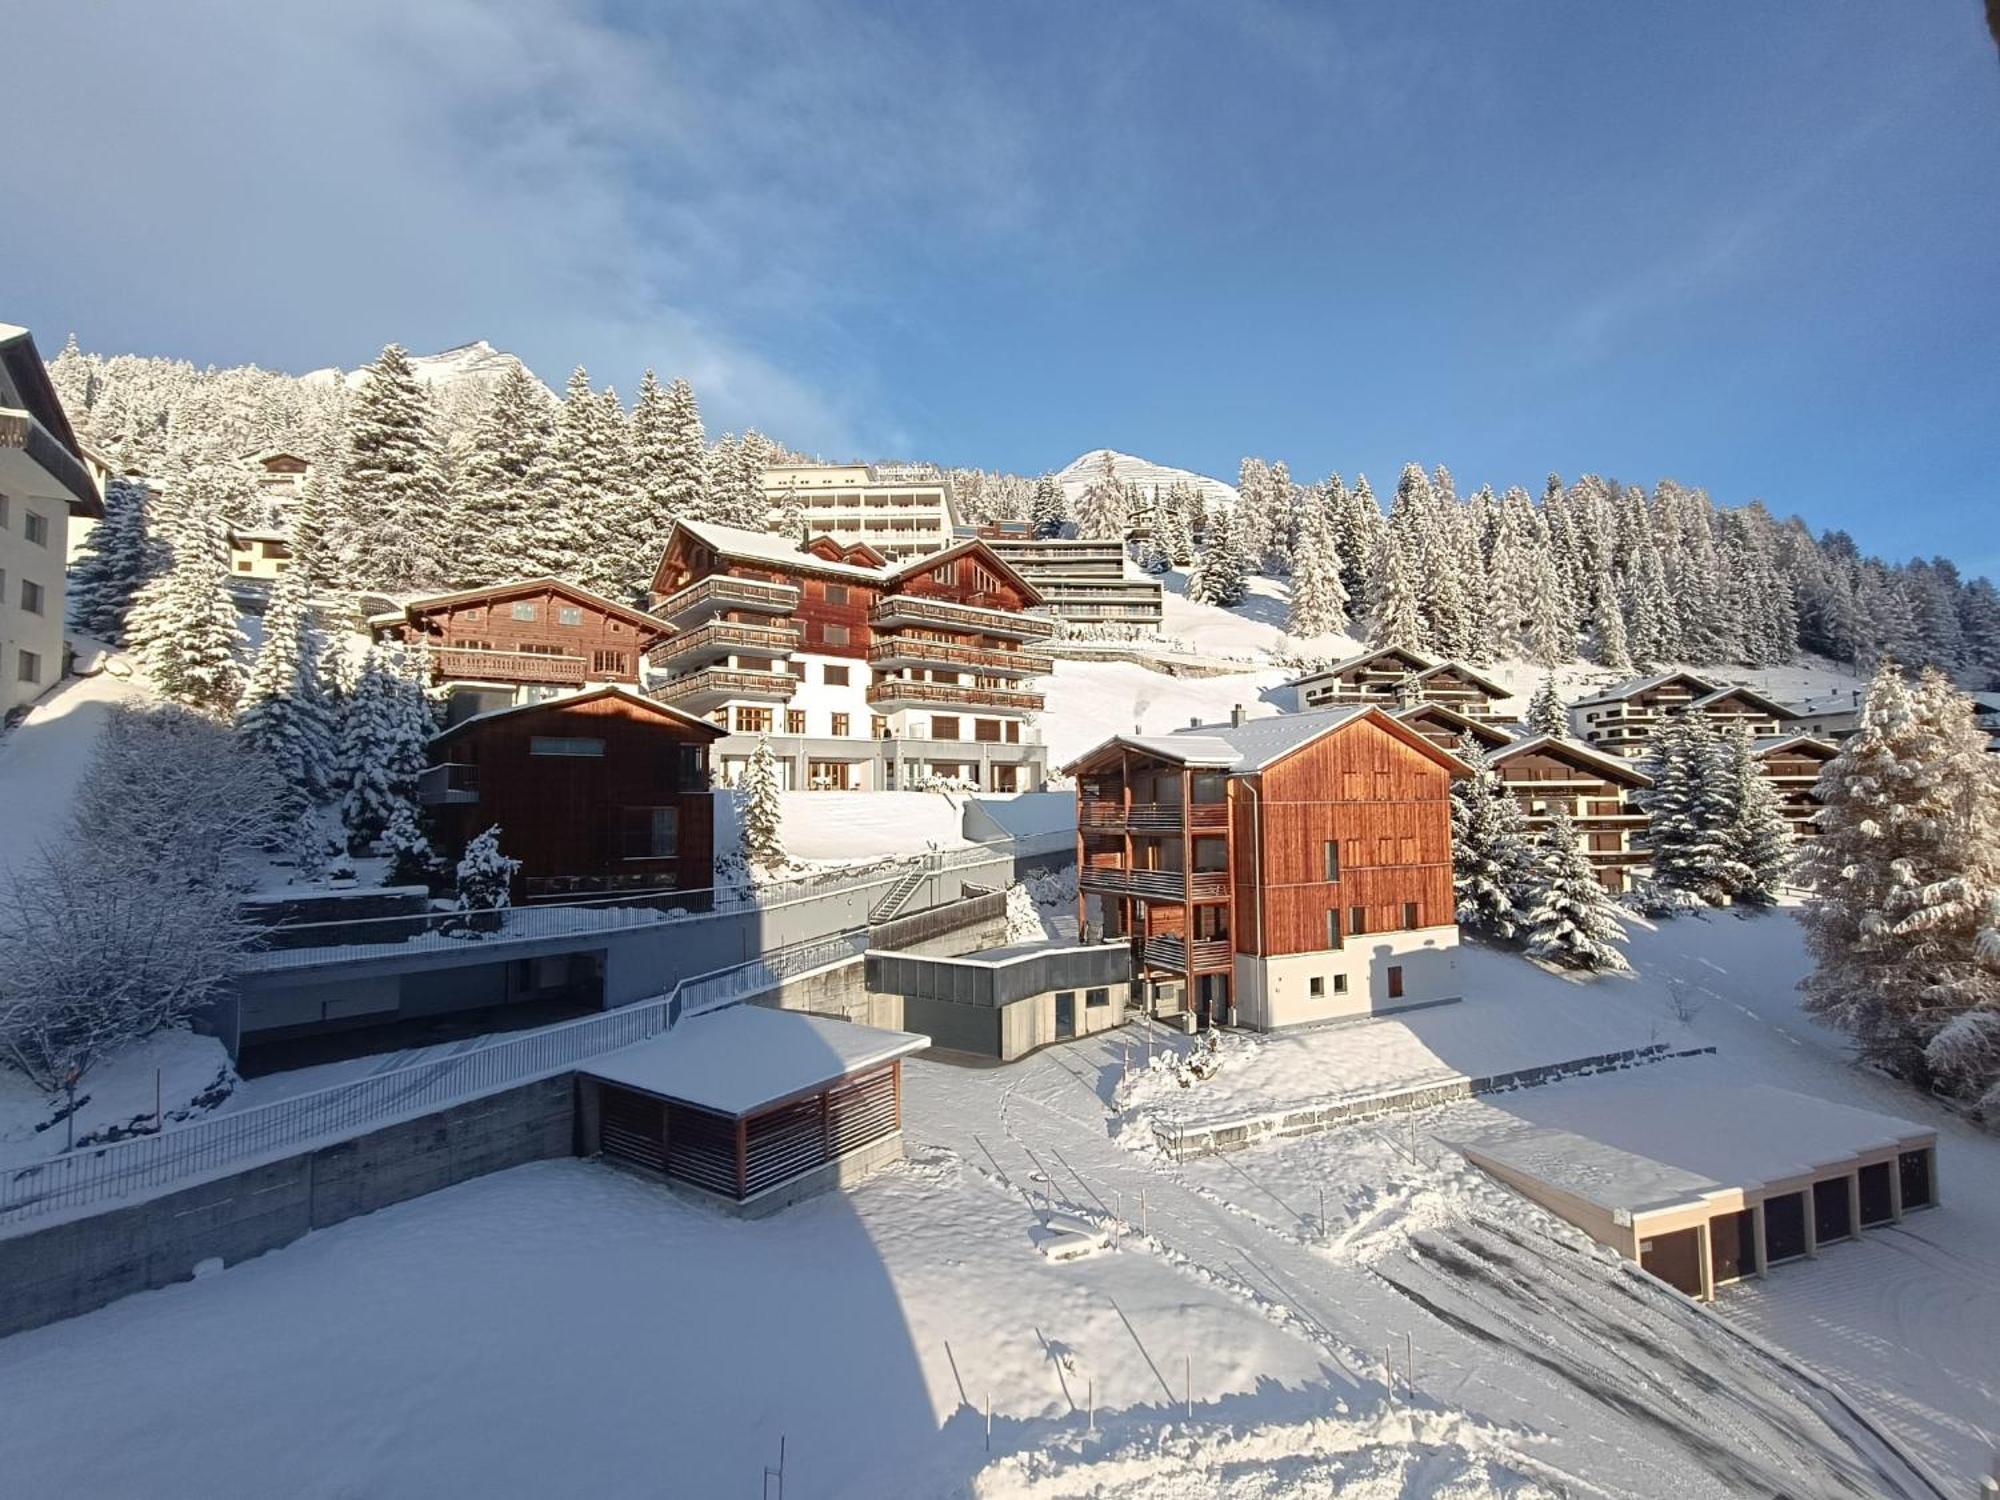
[0, 1076, 576, 1339]
[996, 983, 1125, 1061]
[1234, 925, 1460, 1030]
[751, 957, 902, 1030]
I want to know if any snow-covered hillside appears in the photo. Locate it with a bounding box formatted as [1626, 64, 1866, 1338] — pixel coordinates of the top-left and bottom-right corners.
[301, 340, 543, 396]
[1055, 449, 1238, 511]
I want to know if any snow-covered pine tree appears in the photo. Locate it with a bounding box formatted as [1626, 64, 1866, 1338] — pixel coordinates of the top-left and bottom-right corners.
[1521, 810, 1630, 971]
[1186, 503, 1251, 608]
[738, 737, 787, 870]
[380, 802, 438, 888]
[1030, 474, 1067, 538]
[333, 645, 431, 852]
[455, 825, 519, 919]
[1718, 725, 1793, 904]
[237, 561, 337, 823]
[67, 477, 152, 642]
[1073, 452, 1128, 541]
[1592, 578, 1633, 672]
[1526, 546, 1573, 666]
[1260, 460, 1297, 576]
[287, 463, 334, 591]
[1526, 675, 1567, 739]
[1159, 480, 1197, 565]
[338, 344, 446, 589]
[125, 490, 246, 715]
[1688, 717, 1753, 902]
[1371, 532, 1426, 651]
[459, 364, 557, 583]
[1285, 517, 1349, 638]
[658, 376, 710, 527]
[530, 366, 616, 585]
[1450, 734, 1535, 940]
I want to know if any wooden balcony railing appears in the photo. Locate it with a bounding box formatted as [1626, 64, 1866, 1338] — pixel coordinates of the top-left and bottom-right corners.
[1078, 867, 1229, 901]
[1141, 935, 1234, 973]
[868, 638, 1055, 677]
[865, 680, 1044, 714]
[651, 574, 801, 623]
[648, 620, 801, 665]
[870, 595, 1057, 640]
[1077, 799, 1227, 832]
[649, 668, 798, 707]
[435, 647, 587, 684]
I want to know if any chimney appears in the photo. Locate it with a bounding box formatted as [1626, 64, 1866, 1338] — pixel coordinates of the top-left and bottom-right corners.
[1133, 721, 1143, 734]
[1189, 717, 1200, 729]
[1230, 704, 1246, 728]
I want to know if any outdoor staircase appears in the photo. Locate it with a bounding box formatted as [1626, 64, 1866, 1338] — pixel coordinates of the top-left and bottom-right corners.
[870, 867, 928, 923]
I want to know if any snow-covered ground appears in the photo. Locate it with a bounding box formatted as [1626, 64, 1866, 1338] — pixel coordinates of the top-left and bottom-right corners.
[0, 1028, 236, 1169]
[729, 789, 976, 864]
[1037, 660, 1296, 768]
[0, 652, 150, 878]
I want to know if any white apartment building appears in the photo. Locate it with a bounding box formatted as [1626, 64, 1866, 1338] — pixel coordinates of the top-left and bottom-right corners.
[762, 463, 958, 562]
[0, 325, 102, 719]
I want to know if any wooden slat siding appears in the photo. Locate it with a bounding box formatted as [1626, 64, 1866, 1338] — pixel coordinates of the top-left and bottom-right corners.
[430, 693, 716, 901]
[1238, 718, 1454, 958]
[825, 1067, 899, 1157]
[663, 1102, 741, 1197]
[1496, 744, 1647, 886]
[384, 583, 662, 686]
[599, 1085, 669, 1174]
[742, 1097, 829, 1196]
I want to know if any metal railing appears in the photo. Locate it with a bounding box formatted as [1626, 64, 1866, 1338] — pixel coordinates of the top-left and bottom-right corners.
[1078, 867, 1229, 901]
[1141, 935, 1233, 972]
[0, 927, 871, 1232]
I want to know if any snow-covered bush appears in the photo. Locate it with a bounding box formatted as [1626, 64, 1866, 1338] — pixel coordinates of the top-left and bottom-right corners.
[380, 803, 440, 888]
[1521, 811, 1630, 972]
[455, 825, 518, 929]
[1621, 876, 1705, 919]
[737, 738, 787, 870]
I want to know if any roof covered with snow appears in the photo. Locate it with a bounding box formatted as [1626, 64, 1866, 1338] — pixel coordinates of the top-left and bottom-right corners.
[1295, 644, 1442, 684]
[582, 1006, 929, 1117]
[675, 517, 888, 580]
[1066, 704, 1472, 777]
[368, 576, 668, 634]
[430, 684, 723, 744]
[1450, 1079, 1933, 1218]
[1487, 733, 1654, 786]
[1570, 670, 1724, 709]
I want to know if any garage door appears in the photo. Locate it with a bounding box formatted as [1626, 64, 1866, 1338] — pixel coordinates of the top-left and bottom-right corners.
[1858, 1162, 1895, 1226]
[1813, 1176, 1853, 1245]
[1639, 1227, 1704, 1297]
[1709, 1210, 1755, 1284]
[1764, 1192, 1807, 1263]
[599, 1084, 668, 1174]
[1899, 1148, 1932, 1209]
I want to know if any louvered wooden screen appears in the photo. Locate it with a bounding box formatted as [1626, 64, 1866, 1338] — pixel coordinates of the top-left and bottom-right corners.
[665, 1102, 740, 1196]
[599, 1085, 668, 1174]
[826, 1066, 899, 1157]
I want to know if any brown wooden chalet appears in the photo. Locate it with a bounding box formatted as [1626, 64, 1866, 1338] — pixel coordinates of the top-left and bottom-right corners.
[421, 686, 723, 902]
[1066, 706, 1468, 1032]
[1486, 735, 1654, 893]
[1296, 645, 1510, 720]
[370, 579, 669, 725]
[645, 519, 1056, 791]
[1570, 670, 1797, 754]
[1393, 701, 1515, 754]
[1752, 734, 1838, 839]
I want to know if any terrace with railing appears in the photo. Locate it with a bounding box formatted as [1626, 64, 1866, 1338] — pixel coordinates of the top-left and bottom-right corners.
[650, 574, 801, 626]
[1078, 867, 1230, 901]
[1077, 799, 1228, 833]
[647, 619, 802, 666]
[416, 762, 480, 805]
[870, 595, 1057, 640]
[1140, 934, 1234, 973]
[865, 679, 1044, 713]
[650, 666, 799, 710]
[435, 646, 588, 684]
[868, 638, 1054, 677]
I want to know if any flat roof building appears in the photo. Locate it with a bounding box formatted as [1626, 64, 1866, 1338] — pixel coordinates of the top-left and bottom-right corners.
[763, 462, 958, 562]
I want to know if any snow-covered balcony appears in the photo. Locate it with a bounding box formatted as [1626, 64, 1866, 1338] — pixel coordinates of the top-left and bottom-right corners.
[0, 408, 99, 516]
[864, 679, 1044, 714]
[869, 595, 1057, 641]
[867, 637, 1054, 678]
[650, 574, 800, 628]
[435, 646, 587, 685]
[647, 619, 802, 669]
[1140, 933, 1233, 973]
[649, 666, 798, 711]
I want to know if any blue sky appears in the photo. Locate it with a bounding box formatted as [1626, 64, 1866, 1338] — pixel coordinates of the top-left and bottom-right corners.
[7, 2, 1997, 570]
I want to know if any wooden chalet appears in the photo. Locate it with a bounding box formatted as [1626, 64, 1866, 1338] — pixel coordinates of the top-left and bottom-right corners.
[1393, 701, 1515, 754]
[1752, 734, 1839, 839]
[1296, 645, 1510, 720]
[1486, 735, 1654, 893]
[1066, 706, 1468, 1032]
[1570, 671, 1797, 755]
[421, 686, 723, 902]
[370, 578, 669, 725]
[645, 519, 1056, 791]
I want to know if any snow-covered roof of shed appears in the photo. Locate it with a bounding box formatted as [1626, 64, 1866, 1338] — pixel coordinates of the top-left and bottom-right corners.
[1569, 670, 1724, 709]
[582, 1006, 929, 1118]
[1449, 1077, 1933, 1218]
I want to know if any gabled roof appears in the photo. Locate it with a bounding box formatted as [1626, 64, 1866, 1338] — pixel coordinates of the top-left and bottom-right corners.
[1571, 670, 1723, 710]
[883, 537, 1046, 605]
[430, 684, 724, 746]
[1412, 660, 1512, 700]
[1688, 684, 1797, 719]
[1751, 733, 1839, 758]
[1065, 704, 1472, 778]
[1486, 734, 1654, 788]
[368, 577, 667, 636]
[0, 324, 101, 516]
[670, 517, 886, 581]
[1294, 643, 1441, 686]
[1392, 701, 1514, 748]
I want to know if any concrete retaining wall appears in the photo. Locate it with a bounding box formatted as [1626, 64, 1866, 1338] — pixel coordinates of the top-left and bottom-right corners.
[0, 1075, 576, 1339]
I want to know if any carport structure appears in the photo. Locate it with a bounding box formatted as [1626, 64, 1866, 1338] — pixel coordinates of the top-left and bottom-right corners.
[1452, 1079, 1938, 1301]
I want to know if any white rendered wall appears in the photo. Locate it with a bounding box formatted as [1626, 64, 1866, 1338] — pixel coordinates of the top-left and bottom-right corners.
[0, 493, 71, 719]
[1233, 925, 1461, 1031]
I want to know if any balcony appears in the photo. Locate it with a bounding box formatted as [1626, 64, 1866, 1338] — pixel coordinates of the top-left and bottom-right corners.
[649, 619, 801, 668]
[870, 595, 1057, 641]
[1078, 800, 1227, 833]
[651, 574, 801, 627]
[1141, 935, 1234, 973]
[868, 637, 1054, 677]
[435, 647, 587, 685]
[649, 667, 798, 712]
[866, 679, 1044, 714]
[417, 762, 479, 805]
[1078, 867, 1230, 902]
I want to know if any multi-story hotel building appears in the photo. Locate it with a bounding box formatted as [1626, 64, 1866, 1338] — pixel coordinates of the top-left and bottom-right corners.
[1066, 705, 1467, 1031]
[368, 577, 669, 726]
[1485, 734, 1654, 893]
[1295, 645, 1512, 720]
[762, 462, 958, 562]
[1568, 671, 1798, 755]
[1392, 701, 1514, 755]
[646, 519, 1055, 792]
[967, 524, 1165, 628]
[1752, 734, 1839, 839]
[0, 324, 102, 718]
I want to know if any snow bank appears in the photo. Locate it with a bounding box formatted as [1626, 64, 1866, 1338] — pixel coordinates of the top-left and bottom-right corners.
[748, 789, 975, 863]
[0, 663, 151, 877]
[1038, 660, 1294, 769]
[0, 1028, 235, 1168]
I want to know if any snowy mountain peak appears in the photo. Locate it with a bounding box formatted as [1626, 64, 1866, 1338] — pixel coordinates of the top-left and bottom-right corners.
[300, 341, 545, 395]
[1055, 449, 1239, 510]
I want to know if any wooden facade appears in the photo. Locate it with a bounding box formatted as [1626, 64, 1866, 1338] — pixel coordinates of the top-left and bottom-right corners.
[1394, 702, 1514, 753]
[422, 687, 722, 901]
[1070, 710, 1465, 1028]
[1297, 646, 1509, 720]
[1488, 736, 1653, 892]
[1571, 672, 1798, 755]
[1753, 735, 1838, 839]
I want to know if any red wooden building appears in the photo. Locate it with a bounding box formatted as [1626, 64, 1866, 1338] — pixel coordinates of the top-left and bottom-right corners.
[370, 578, 669, 726]
[1065, 706, 1468, 1031]
[421, 687, 723, 902]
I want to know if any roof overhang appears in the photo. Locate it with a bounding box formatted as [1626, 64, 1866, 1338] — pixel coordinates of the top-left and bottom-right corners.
[1487, 733, 1654, 787]
[429, 684, 726, 746]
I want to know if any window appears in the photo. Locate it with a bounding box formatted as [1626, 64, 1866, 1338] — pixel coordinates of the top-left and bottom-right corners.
[1308, 976, 1325, 998]
[1387, 965, 1405, 1000]
[591, 650, 628, 674]
[19, 579, 42, 615]
[735, 707, 773, 734]
[825, 584, 848, 605]
[23, 510, 48, 547]
[972, 563, 1001, 593]
[785, 709, 806, 735]
[1323, 840, 1340, 881]
[873, 715, 891, 739]
[529, 735, 604, 757]
[1086, 987, 1110, 1008]
[975, 718, 1001, 743]
[822, 625, 849, 648]
[1333, 974, 1348, 995]
[623, 806, 679, 859]
[511, 602, 537, 621]
[1006, 720, 1021, 743]
[933, 560, 959, 585]
[831, 712, 850, 737]
[932, 716, 961, 740]
[0, 495, 7, 528]
[1326, 909, 1342, 949]
[1349, 905, 1368, 936]
[823, 664, 850, 686]
[1401, 901, 1419, 929]
[557, 605, 584, 627]
[16, 649, 39, 685]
